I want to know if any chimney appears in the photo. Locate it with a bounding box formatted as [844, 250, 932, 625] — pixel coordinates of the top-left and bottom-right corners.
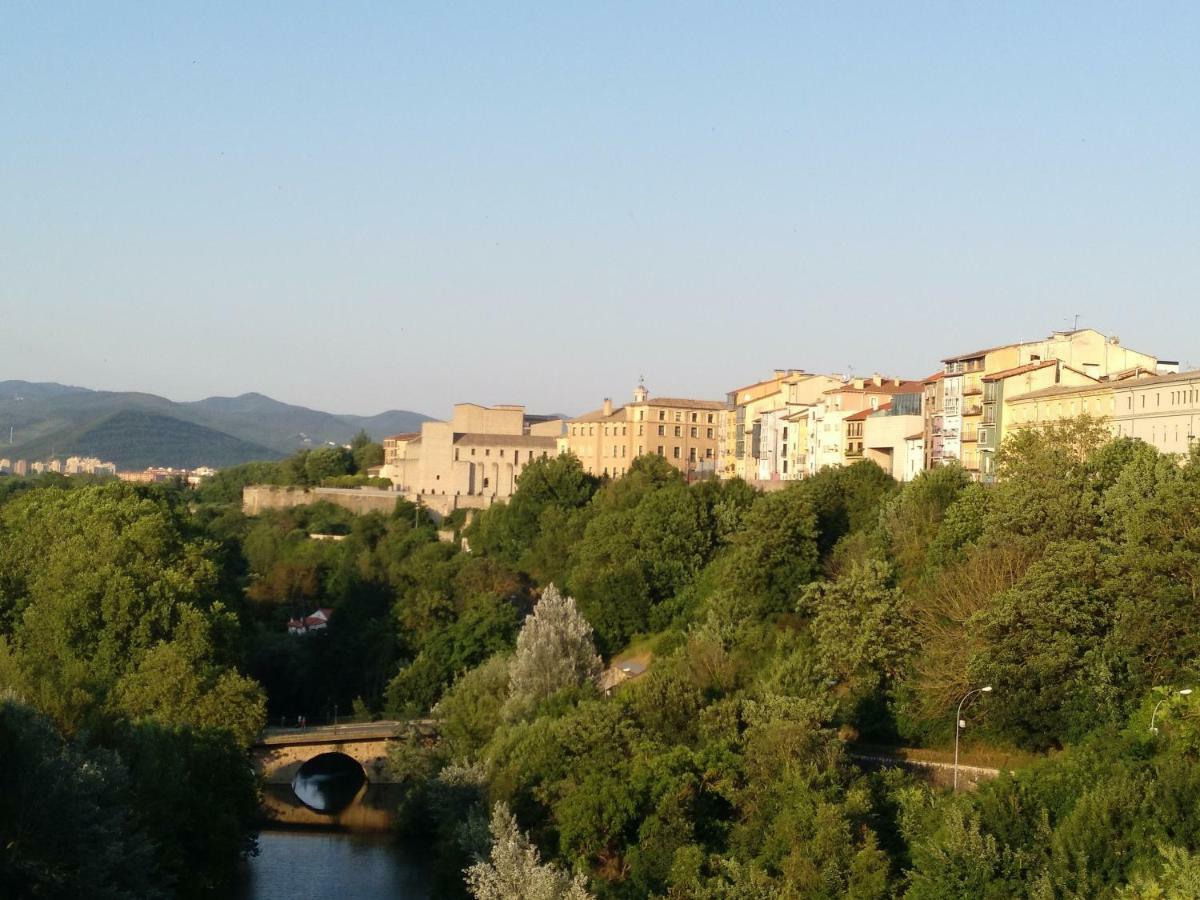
[602, 398, 613, 416]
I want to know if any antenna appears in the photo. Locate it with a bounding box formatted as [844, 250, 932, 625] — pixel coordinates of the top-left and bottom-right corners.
[1073, 313, 1081, 331]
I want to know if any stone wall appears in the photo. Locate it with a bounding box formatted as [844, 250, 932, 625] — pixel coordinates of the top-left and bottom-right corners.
[242, 485, 494, 522]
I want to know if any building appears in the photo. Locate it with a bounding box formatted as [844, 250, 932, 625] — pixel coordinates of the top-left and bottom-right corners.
[977, 360, 1100, 480]
[930, 328, 1161, 477]
[378, 403, 563, 502]
[859, 384, 926, 480]
[805, 376, 923, 475]
[1005, 369, 1200, 458]
[566, 384, 727, 480]
[723, 370, 843, 482]
[287, 608, 333, 635]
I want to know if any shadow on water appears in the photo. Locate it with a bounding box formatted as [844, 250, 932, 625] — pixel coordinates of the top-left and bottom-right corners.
[235, 830, 434, 900]
[292, 752, 367, 813]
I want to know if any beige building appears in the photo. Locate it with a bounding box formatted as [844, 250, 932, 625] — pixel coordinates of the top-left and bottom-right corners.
[379, 404, 563, 502]
[932, 328, 1162, 478]
[857, 384, 926, 480]
[566, 384, 727, 480]
[806, 376, 923, 475]
[1006, 369, 1200, 457]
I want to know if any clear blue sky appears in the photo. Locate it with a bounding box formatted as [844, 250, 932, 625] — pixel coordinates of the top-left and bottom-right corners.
[3, 3, 1197, 417]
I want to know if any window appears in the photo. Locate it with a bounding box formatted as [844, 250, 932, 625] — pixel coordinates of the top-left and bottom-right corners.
[656, 445, 664, 456]
[657, 424, 665, 436]
[691, 412, 698, 422]
[689, 447, 696, 461]
[707, 427, 714, 439]
[485, 448, 491, 456]
[690, 426, 697, 438]
[707, 414, 714, 423]
[638, 424, 644, 436]
[673, 446, 681, 459]
[658, 411, 666, 421]
[674, 411, 682, 422]
[706, 448, 713, 459]
[471, 448, 476, 456]
[674, 426, 681, 437]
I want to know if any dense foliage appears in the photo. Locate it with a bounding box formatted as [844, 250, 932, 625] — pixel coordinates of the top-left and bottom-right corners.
[5, 418, 1200, 898]
[0, 481, 263, 897]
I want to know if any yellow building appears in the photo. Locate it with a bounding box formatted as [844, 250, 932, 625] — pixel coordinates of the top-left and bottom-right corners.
[1005, 369, 1200, 458]
[566, 384, 728, 480]
[934, 328, 1160, 478]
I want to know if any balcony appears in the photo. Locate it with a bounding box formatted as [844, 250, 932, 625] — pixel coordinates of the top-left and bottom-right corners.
[964, 385, 983, 396]
[963, 403, 983, 417]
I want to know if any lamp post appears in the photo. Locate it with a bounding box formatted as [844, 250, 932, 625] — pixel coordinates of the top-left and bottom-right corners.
[954, 686, 993, 792]
[1150, 688, 1193, 735]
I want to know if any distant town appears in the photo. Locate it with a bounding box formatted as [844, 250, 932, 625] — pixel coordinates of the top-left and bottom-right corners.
[6, 328, 1196, 513]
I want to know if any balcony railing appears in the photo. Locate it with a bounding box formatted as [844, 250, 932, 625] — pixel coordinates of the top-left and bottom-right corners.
[964, 385, 983, 396]
[963, 403, 983, 417]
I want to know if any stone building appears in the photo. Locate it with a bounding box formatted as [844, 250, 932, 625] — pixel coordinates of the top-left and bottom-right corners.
[379, 403, 563, 502]
[566, 384, 728, 480]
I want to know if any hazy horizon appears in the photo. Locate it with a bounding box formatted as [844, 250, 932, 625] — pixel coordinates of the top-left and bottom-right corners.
[4, 4, 1198, 416]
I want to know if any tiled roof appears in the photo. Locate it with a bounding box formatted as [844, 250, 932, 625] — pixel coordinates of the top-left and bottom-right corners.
[923, 372, 945, 383]
[383, 432, 421, 441]
[982, 360, 1059, 382]
[569, 406, 626, 423]
[452, 433, 559, 448]
[637, 397, 729, 410]
[1006, 383, 1114, 402]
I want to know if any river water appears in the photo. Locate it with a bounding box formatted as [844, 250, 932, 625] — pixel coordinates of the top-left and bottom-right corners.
[235, 829, 434, 899]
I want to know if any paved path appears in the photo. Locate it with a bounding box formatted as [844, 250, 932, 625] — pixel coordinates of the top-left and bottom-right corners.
[848, 749, 1003, 781]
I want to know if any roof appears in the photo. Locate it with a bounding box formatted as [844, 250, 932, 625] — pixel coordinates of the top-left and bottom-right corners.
[636, 397, 729, 411]
[942, 343, 1013, 364]
[905, 432, 924, 441]
[1006, 383, 1115, 402]
[383, 432, 420, 442]
[846, 403, 892, 421]
[453, 433, 559, 448]
[827, 379, 924, 396]
[1116, 368, 1200, 388]
[923, 372, 945, 383]
[982, 360, 1059, 382]
[569, 406, 626, 424]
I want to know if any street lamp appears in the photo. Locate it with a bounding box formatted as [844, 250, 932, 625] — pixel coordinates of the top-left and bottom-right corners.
[954, 686, 993, 792]
[1150, 688, 1194, 735]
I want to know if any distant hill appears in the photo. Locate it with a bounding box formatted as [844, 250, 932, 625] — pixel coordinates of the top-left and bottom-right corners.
[0, 381, 431, 470]
[12, 410, 283, 470]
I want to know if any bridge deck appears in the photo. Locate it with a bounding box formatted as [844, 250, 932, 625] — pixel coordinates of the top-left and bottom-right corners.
[255, 720, 434, 747]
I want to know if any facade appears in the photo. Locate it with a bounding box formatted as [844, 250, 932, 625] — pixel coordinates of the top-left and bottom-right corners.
[859, 386, 926, 480]
[931, 328, 1160, 477]
[566, 384, 727, 480]
[723, 370, 844, 481]
[806, 376, 923, 475]
[1006, 369, 1200, 457]
[379, 404, 563, 502]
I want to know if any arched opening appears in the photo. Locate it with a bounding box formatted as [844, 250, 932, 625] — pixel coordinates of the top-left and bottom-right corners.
[291, 752, 367, 814]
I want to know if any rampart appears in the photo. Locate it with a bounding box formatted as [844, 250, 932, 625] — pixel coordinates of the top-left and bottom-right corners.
[242, 485, 492, 522]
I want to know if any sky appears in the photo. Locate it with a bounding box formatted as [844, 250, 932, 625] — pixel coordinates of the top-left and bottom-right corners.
[2, 3, 1198, 418]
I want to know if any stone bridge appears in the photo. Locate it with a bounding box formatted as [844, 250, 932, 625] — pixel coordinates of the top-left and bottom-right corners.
[251, 720, 436, 830]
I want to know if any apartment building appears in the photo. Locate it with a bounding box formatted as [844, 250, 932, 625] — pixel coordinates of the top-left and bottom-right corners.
[566, 384, 727, 480]
[806, 376, 922, 475]
[1006, 369, 1200, 457]
[379, 403, 563, 501]
[858, 385, 926, 480]
[930, 328, 1160, 477]
[723, 370, 843, 481]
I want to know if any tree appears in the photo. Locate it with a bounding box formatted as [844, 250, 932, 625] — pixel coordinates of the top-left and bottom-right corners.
[465, 802, 594, 900]
[505, 585, 601, 718]
[720, 485, 820, 616]
[304, 446, 354, 483]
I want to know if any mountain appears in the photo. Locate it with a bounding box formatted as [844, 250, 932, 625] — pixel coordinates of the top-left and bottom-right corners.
[11, 410, 283, 470]
[0, 381, 431, 469]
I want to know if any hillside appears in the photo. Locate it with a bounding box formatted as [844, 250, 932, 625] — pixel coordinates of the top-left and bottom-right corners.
[0, 380, 431, 466]
[11, 410, 283, 469]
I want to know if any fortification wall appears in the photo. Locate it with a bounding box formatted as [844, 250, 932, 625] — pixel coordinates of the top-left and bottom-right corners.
[242, 485, 494, 521]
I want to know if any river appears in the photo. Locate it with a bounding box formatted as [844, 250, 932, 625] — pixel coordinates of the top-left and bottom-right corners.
[235, 829, 435, 899]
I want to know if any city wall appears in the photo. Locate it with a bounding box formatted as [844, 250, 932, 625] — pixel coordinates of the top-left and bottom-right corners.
[242, 485, 491, 522]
